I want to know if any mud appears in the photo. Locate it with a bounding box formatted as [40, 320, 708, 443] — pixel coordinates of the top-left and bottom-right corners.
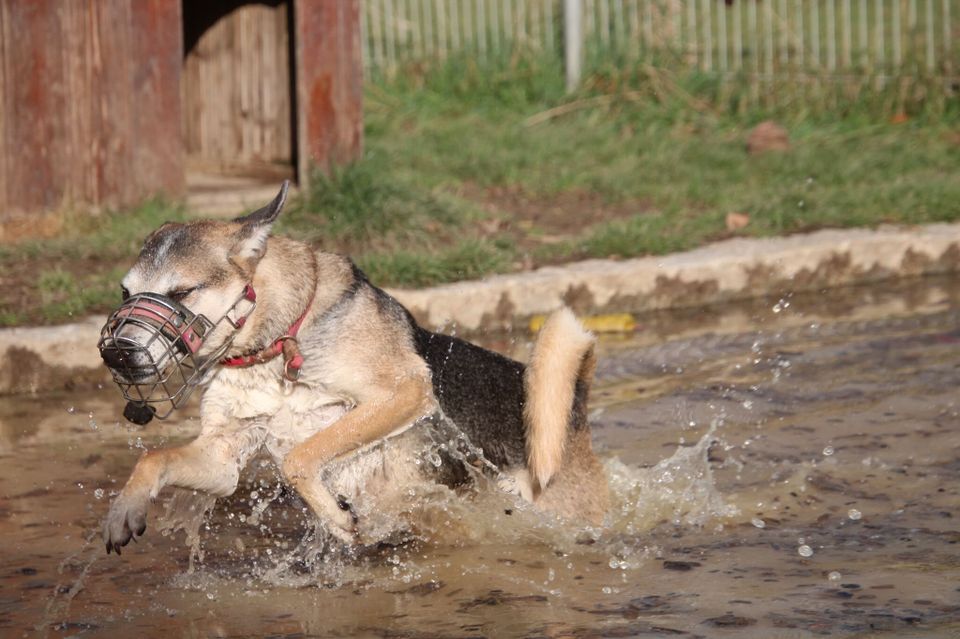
[2, 276, 960, 637]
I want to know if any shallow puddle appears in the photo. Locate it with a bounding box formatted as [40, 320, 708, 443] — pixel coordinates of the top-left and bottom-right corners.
[2, 276, 960, 638]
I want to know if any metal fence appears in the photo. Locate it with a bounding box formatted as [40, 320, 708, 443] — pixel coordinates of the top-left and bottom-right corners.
[360, 1, 958, 91]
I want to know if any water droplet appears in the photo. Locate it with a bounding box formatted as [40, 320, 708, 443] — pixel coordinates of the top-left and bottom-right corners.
[66, 406, 76, 414]
[601, 586, 613, 594]
[828, 571, 842, 582]
[847, 508, 862, 521]
[823, 445, 835, 456]
[798, 544, 814, 557]
[94, 488, 105, 500]
[250, 490, 259, 500]
[751, 517, 766, 529]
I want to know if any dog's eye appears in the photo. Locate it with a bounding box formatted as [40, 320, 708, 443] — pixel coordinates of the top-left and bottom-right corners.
[121, 286, 130, 301]
[168, 286, 200, 302]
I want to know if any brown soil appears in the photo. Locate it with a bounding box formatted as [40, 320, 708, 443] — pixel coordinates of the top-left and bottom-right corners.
[455, 183, 654, 263]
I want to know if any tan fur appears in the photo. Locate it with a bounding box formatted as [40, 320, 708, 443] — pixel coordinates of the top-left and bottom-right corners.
[280, 374, 436, 540]
[532, 428, 609, 525]
[524, 308, 596, 495]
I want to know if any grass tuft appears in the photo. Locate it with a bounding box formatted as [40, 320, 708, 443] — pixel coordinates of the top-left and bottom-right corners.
[280, 158, 473, 251]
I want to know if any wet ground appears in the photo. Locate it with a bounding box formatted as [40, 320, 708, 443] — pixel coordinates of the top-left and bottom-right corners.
[2, 276, 960, 638]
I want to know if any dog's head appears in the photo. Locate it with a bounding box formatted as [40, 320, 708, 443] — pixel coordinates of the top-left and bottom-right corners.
[98, 182, 289, 419]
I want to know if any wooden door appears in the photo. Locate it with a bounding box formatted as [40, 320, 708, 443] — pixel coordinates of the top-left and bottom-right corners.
[181, 0, 293, 178]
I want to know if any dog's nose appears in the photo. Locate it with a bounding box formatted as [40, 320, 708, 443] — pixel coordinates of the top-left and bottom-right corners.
[100, 343, 160, 383]
[99, 344, 126, 370]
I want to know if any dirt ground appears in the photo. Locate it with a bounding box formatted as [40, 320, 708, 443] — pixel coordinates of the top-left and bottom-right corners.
[456, 183, 659, 264]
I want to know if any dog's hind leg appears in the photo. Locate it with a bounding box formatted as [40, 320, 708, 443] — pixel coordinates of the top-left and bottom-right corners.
[281, 375, 435, 543]
[103, 428, 263, 554]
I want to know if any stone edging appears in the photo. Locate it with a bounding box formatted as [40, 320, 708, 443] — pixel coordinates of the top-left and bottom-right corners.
[2, 223, 959, 393]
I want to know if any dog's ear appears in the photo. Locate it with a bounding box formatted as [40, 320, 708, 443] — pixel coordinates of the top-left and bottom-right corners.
[231, 181, 289, 268]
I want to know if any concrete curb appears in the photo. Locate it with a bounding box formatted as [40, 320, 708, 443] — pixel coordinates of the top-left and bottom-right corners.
[3, 223, 959, 393]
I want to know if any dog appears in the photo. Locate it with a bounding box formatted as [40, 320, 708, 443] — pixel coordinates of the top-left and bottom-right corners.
[99, 182, 609, 555]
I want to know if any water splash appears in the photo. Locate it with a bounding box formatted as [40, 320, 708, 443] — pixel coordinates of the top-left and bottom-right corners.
[606, 418, 739, 537]
[158, 489, 218, 571]
[153, 412, 738, 588]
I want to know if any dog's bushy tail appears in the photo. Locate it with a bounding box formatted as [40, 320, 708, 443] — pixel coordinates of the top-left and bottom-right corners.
[524, 308, 596, 496]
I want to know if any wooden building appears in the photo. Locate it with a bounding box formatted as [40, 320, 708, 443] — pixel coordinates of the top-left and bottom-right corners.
[0, 0, 362, 238]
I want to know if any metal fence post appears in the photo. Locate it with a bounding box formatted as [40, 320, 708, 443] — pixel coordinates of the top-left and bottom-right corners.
[565, 0, 584, 92]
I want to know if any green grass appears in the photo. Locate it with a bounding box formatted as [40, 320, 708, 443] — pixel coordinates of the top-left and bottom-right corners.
[359, 240, 513, 289]
[0, 198, 189, 267]
[279, 158, 475, 249]
[354, 54, 959, 265]
[2, 53, 959, 326]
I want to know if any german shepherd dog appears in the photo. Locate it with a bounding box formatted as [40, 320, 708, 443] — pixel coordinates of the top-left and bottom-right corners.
[99, 182, 609, 555]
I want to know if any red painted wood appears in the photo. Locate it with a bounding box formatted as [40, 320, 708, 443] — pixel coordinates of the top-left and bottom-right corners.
[294, 0, 363, 183]
[0, 0, 183, 226]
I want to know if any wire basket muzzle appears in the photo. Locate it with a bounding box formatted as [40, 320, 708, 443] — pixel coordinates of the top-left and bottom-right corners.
[98, 293, 215, 419]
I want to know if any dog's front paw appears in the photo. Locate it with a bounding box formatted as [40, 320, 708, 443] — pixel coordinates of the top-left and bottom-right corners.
[319, 495, 360, 544]
[103, 491, 149, 555]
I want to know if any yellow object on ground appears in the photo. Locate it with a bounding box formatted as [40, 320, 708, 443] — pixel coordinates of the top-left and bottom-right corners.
[529, 313, 638, 333]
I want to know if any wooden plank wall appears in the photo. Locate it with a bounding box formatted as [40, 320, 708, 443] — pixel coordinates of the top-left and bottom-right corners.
[0, 0, 183, 225]
[181, 1, 293, 177]
[295, 0, 363, 182]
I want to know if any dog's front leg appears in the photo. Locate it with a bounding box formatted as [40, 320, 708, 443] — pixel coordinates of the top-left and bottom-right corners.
[281, 376, 434, 543]
[104, 428, 262, 554]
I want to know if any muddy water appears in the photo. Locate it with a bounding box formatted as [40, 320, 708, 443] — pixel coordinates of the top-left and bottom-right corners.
[3, 277, 960, 638]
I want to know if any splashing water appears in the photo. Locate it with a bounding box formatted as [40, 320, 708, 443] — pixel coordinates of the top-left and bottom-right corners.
[146, 409, 739, 591]
[606, 418, 738, 539]
[159, 489, 218, 570]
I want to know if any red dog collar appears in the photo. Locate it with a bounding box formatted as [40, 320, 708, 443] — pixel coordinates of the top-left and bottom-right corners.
[220, 285, 314, 381]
